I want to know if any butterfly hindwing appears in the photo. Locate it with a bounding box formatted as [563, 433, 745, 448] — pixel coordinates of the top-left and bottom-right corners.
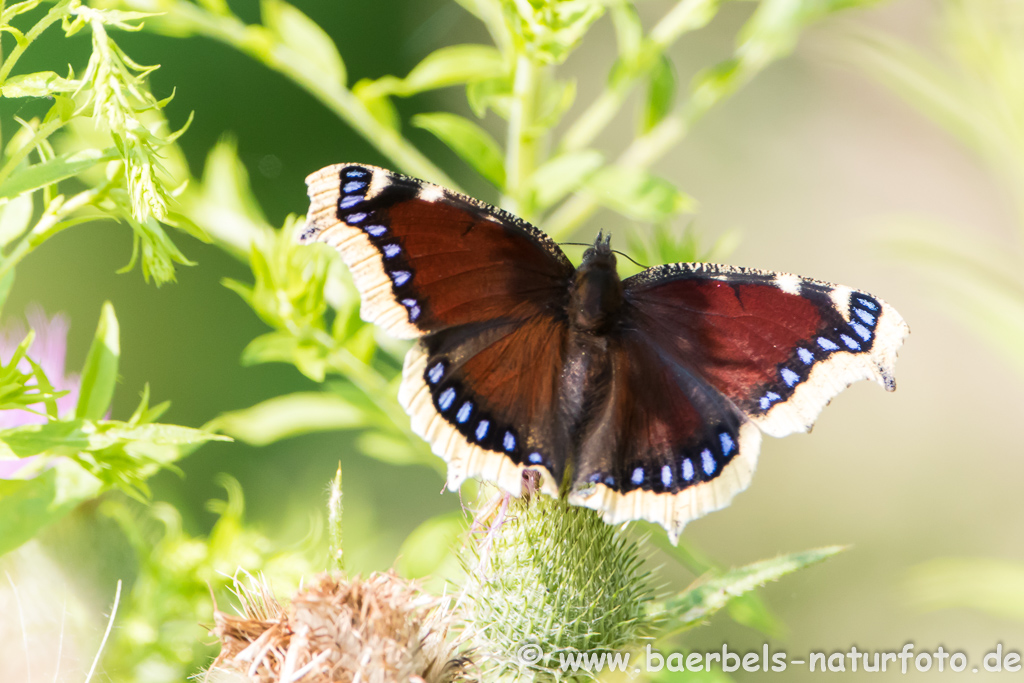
[623, 263, 909, 436]
[568, 329, 762, 542]
[398, 314, 570, 498]
[304, 164, 575, 338]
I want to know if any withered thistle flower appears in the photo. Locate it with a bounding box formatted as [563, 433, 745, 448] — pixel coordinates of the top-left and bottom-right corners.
[207, 571, 472, 683]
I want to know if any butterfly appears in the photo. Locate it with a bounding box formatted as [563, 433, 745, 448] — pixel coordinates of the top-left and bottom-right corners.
[303, 163, 909, 543]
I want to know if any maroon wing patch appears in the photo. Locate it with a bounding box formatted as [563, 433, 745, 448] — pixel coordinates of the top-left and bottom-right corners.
[568, 329, 761, 543]
[398, 314, 570, 498]
[623, 263, 909, 437]
[303, 164, 574, 338]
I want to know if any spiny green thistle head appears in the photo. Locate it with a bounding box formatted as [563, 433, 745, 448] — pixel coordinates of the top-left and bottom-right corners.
[463, 488, 656, 681]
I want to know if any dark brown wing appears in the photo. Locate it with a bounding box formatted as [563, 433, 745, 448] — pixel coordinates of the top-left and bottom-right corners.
[303, 164, 574, 338]
[622, 263, 908, 437]
[568, 329, 761, 543]
[398, 314, 570, 497]
[304, 163, 577, 495]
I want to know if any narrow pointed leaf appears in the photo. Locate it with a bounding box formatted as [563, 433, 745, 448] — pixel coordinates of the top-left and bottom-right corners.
[210, 392, 368, 446]
[412, 112, 505, 188]
[261, 0, 346, 86]
[585, 165, 696, 222]
[658, 545, 845, 634]
[0, 148, 119, 201]
[75, 302, 120, 420]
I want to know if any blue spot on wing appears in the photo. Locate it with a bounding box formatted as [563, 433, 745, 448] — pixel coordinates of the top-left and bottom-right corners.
[856, 297, 878, 311]
[438, 388, 455, 411]
[339, 195, 362, 209]
[428, 362, 444, 384]
[818, 337, 839, 351]
[701, 449, 716, 475]
[682, 458, 694, 481]
[854, 308, 876, 325]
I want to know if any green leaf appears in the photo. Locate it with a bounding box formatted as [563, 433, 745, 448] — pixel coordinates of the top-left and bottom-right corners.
[529, 150, 604, 210]
[611, 2, 643, 62]
[585, 165, 696, 222]
[355, 430, 430, 467]
[657, 546, 845, 634]
[261, 0, 346, 86]
[0, 269, 13, 320]
[75, 302, 120, 420]
[0, 193, 33, 248]
[179, 138, 275, 258]
[366, 44, 506, 98]
[0, 148, 120, 202]
[352, 79, 400, 130]
[467, 74, 514, 119]
[643, 55, 676, 132]
[210, 392, 368, 446]
[0, 459, 103, 557]
[412, 112, 506, 188]
[241, 331, 329, 382]
[0, 70, 77, 97]
[396, 510, 465, 579]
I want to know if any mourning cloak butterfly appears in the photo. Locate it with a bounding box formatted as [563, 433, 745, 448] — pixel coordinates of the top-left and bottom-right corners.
[303, 163, 909, 543]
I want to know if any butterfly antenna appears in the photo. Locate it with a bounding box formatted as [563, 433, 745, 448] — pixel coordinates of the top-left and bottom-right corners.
[610, 249, 643, 268]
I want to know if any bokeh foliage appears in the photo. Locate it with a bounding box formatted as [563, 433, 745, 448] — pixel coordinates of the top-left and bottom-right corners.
[0, 0, 885, 680]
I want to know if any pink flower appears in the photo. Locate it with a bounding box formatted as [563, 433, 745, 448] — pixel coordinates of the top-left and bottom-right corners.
[0, 305, 81, 478]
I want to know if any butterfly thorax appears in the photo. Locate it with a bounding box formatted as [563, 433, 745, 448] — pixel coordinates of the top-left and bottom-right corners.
[569, 240, 623, 335]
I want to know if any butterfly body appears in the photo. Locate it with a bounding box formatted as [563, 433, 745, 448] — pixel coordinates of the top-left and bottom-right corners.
[303, 163, 909, 542]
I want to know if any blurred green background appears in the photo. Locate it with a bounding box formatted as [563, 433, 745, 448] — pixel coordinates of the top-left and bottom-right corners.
[6, 0, 1024, 679]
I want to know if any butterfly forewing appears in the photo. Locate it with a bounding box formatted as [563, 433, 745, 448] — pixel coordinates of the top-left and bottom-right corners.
[304, 164, 574, 338]
[623, 263, 909, 437]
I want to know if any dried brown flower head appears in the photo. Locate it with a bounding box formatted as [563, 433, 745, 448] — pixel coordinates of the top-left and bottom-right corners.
[207, 571, 471, 683]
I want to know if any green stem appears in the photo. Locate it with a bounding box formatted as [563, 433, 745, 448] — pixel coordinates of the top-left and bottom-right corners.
[504, 53, 541, 220]
[158, 3, 460, 190]
[546, 115, 686, 239]
[314, 329, 429, 455]
[0, 0, 74, 86]
[0, 116, 66, 190]
[559, 0, 718, 154]
[0, 183, 108, 282]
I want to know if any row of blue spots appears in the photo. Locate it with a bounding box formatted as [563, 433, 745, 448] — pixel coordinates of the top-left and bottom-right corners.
[427, 362, 520, 459]
[625, 428, 737, 491]
[338, 166, 422, 325]
[758, 293, 883, 414]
